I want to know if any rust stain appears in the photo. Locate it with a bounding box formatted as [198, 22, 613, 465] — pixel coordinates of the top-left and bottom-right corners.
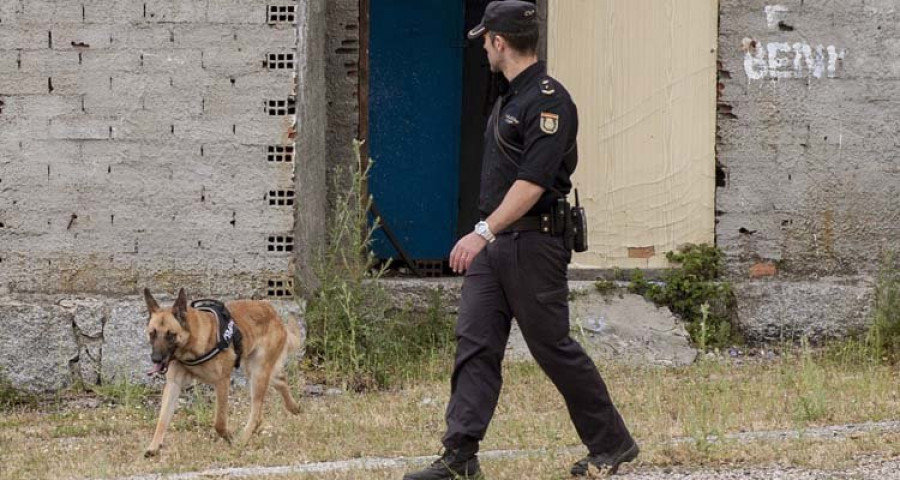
[749, 262, 777, 278]
[628, 246, 656, 259]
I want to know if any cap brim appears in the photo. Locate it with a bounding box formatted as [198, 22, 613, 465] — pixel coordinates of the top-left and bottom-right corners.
[467, 24, 486, 40]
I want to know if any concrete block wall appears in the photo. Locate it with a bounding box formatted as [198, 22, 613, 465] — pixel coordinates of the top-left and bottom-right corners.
[0, 0, 317, 391]
[0, 0, 299, 297]
[717, 1, 898, 341]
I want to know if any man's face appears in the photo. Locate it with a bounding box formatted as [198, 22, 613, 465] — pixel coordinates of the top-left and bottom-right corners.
[483, 33, 502, 73]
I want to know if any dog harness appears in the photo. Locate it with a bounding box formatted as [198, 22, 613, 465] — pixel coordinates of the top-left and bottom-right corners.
[181, 299, 244, 369]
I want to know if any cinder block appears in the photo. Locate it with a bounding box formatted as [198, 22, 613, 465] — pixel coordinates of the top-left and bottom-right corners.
[111, 112, 178, 140]
[48, 73, 113, 96]
[16, 95, 83, 119]
[143, 91, 203, 118]
[140, 49, 202, 73]
[234, 25, 296, 48]
[206, 0, 268, 24]
[51, 25, 115, 50]
[173, 24, 237, 47]
[83, 92, 142, 115]
[19, 50, 81, 73]
[144, 0, 208, 23]
[82, 0, 144, 24]
[0, 26, 51, 50]
[8, 1, 85, 24]
[233, 116, 294, 144]
[173, 119, 236, 142]
[0, 50, 20, 73]
[112, 24, 174, 50]
[202, 90, 268, 117]
[200, 47, 265, 75]
[80, 50, 141, 72]
[0, 73, 52, 95]
[48, 115, 112, 139]
[110, 73, 172, 97]
[231, 71, 293, 95]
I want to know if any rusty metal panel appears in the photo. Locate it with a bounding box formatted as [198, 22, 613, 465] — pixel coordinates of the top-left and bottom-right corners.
[548, 0, 718, 269]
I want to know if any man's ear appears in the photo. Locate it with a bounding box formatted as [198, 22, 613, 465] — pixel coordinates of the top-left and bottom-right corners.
[143, 288, 160, 315]
[172, 288, 189, 330]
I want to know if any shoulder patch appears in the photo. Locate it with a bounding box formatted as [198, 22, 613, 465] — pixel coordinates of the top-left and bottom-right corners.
[540, 112, 559, 134]
[540, 78, 556, 96]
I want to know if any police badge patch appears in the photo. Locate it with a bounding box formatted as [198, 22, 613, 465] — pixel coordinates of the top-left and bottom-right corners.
[540, 112, 559, 134]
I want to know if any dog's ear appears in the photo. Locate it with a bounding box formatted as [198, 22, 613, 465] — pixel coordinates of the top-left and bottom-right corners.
[172, 288, 189, 329]
[144, 288, 160, 315]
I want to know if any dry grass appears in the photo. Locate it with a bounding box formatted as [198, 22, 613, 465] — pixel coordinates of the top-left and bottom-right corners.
[2, 348, 900, 480]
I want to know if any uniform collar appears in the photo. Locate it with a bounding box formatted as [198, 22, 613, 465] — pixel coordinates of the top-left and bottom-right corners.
[507, 60, 546, 96]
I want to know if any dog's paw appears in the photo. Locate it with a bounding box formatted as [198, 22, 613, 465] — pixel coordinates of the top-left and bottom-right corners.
[144, 447, 160, 458]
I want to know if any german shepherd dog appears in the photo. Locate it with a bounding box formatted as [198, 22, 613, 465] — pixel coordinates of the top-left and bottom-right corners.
[142, 288, 301, 457]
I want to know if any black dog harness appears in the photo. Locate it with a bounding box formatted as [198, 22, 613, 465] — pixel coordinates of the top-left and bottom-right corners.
[181, 299, 244, 369]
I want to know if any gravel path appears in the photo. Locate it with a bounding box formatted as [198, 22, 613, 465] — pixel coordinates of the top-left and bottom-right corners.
[105, 421, 900, 480]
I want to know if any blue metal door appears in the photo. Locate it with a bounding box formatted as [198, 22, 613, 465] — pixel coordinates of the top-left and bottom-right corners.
[369, 0, 464, 261]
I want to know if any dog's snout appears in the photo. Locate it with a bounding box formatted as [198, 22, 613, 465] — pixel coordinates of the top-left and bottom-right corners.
[151, 352, 164, 363]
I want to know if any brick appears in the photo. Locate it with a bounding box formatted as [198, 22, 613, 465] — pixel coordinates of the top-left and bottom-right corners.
[140, 49, 203, 73]
[206, 0, 268, 24]
[144, 0, 209, 23]
[749, 262, 778, 278]
[47, 73, 114, 96]
[110, 73, 172, 97]
[19, 50, 81, 73]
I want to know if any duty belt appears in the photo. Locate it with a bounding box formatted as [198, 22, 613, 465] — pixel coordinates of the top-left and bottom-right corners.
[501, 215, 556, 235]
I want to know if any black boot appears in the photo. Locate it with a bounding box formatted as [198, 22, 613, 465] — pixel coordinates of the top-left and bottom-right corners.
[403, 445, 483, 480]
[570, 439, 639, 476]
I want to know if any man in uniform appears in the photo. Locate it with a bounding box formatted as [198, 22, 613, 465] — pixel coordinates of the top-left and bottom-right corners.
[403, 1, 638, 479]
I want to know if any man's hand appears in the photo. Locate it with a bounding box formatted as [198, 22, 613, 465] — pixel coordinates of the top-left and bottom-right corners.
[450, 232, 488, 274]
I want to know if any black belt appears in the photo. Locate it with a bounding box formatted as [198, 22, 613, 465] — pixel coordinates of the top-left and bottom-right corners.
[501, 215, 553, 235]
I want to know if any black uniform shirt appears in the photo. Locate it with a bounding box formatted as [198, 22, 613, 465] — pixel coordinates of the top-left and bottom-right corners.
[478, 61, 578, 217]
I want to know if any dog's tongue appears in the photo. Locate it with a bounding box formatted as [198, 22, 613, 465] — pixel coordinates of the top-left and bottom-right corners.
[147, 362, 164, 376]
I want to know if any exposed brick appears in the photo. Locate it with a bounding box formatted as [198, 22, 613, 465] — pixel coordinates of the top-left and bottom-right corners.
[749, 262, 778, 278]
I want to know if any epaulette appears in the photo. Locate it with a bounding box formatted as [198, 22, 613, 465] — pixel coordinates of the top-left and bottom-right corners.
[539, 78, 556, 96]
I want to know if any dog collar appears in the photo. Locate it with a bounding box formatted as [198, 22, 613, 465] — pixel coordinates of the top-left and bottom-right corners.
[180, 299, 244, 368]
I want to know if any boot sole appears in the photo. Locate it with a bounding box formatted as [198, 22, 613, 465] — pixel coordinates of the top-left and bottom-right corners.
[608, 442, 639, 475]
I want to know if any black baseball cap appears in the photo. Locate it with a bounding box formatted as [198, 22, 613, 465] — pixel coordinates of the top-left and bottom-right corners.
[467, 0, 538, 40]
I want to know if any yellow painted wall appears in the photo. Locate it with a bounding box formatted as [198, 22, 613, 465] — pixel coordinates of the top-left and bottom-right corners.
[548, 0, 718, 269]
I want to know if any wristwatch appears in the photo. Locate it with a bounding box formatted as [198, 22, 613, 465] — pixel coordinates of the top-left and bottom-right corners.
[474, 221, 496, 243]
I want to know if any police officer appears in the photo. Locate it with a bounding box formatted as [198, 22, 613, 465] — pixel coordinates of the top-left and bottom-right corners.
[403, 1, 638, 479]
